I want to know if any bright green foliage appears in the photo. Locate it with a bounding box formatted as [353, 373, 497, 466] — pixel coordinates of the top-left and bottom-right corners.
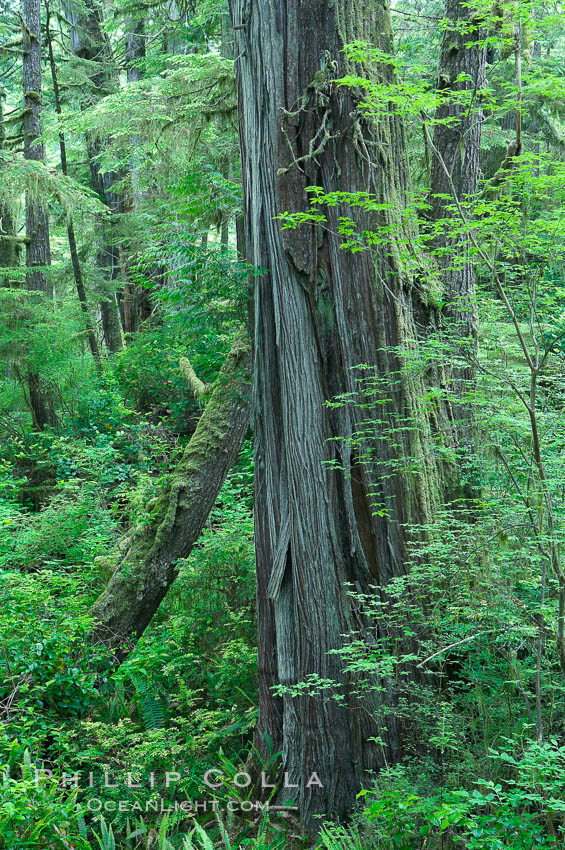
[0, 751, 91, 849]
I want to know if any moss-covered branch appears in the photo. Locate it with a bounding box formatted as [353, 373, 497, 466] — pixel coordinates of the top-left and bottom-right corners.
[179, 355, 210, 399]
[88, 330, 252, 660]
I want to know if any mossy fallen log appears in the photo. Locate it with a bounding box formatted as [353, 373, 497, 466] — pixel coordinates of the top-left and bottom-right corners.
[89, 331, 252, 659]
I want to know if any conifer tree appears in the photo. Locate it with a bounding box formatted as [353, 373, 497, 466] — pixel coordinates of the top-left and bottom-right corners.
[22, 0, 57, 428]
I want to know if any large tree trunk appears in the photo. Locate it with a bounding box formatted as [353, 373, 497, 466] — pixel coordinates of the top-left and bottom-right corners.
[89, 333, 251, 657]
[430, 0, 486, 385]
[45, 3, 102, 371]
[231, 0, 441, 830]
[22, 0, 57, 429]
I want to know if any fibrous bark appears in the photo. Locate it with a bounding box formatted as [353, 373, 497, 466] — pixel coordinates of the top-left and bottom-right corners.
[231, 0, 441, 830]
[22, 0, 57, 429]
[89, 333, 251, 656]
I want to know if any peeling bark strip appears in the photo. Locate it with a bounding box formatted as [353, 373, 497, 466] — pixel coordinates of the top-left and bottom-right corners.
[89, 333, 251, 655]
[231, 0, 441, 830]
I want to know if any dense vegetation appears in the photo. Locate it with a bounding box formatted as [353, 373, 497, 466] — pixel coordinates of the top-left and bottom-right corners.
[0, 0, 565, 846]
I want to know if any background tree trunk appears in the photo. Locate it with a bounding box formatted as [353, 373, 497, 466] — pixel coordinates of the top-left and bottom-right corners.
[123, 16, 150, 334]
[231, 0, 441, 830]
[165, 0, 191, 55]
[97, 241, 124, 353]
[126, 18, 145, 86]
[0, 91, 20, 284]
[89, 333, 251, 657]
[430, 0, 487, 386]
[66, 0, 124, 353]
[45, 3, 101, 371]
[22, 0, 57, 429]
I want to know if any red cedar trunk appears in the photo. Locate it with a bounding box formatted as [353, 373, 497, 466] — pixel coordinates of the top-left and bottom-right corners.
[231, 0, 441, 830]
[126, 19, 145, 85]
[165, 0, 191, 54]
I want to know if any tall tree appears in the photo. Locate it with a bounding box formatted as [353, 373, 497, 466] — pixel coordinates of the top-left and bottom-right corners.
[45, 1, 102, 371]
[429, 0, 487, 396]
[66, 0, 124, 353]
[0, 88, 20, 283]
[231, 0, 442, 830]
[122, 14, 150, 334]
[22, 0, 57, 428]
[125, 17, 144, 86]
[164, 0, 191, 55]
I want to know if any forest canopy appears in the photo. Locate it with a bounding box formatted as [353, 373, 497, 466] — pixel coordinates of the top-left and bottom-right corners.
[0, 0, 565, 847]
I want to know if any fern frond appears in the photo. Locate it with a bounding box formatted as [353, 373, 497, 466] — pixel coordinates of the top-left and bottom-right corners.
[130, 672, 166, 730]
